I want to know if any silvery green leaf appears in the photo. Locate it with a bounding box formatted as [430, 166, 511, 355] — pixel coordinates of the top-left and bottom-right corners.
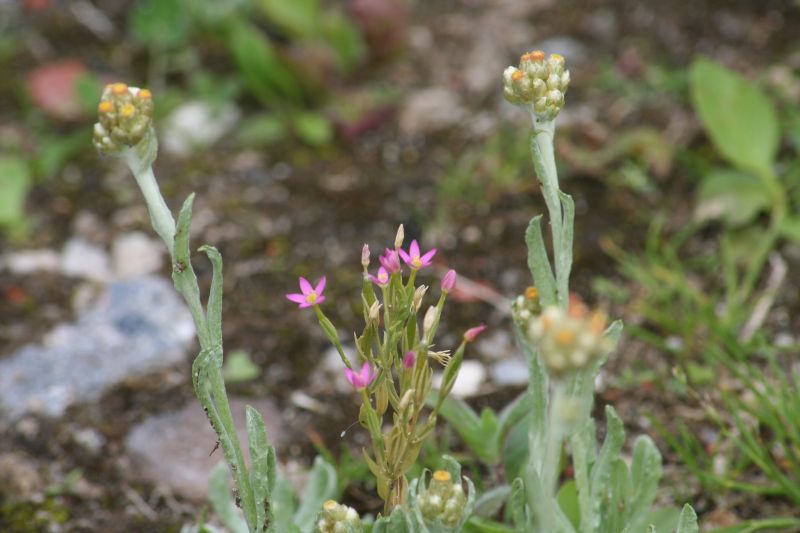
[570, 420, 596, 533]
[555, 191, 574, 308]
[246, 405, 276, 533]
[589, 406, 626, 533]
[208, 462, 249, 533]
[675, 505, 698, 533]
[172, 193, 211, 348]
[601, 458, 630, 533]
[509, 478, 528, 529]
[270, 475, 300, 532]
[294, 457, 338, 532]
[511, 321, 548, 466]
[199, 244, 224, 351]
[497, 391, 531, 446]
[373, 503, 416, 533]
[473, 485, 512, 518]
[525, 216, 557, 307]
[627, 436, 663, 531]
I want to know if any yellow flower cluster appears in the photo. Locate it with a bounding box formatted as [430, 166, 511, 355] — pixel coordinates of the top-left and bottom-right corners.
[93, 83, 154, 154]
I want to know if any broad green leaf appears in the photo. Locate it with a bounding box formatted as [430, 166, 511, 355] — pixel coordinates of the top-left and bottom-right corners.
[0, 156, 31, 228]
[646, 506, 681, 532]
[208, 462, 249, 533]
[223, 350, 261, 383]
[690, 58, 778, 177]
[257, 0, 319, 38]
[675, 504, 699, 533]
[293, 457, 338, 531]
[628, 436, 663, 531]
[472, 485, 511, 519]
[695, 170, 773, 227]
[556, 480, 580, 529]
[502, 418, 528, 481]
[589, 406, 626, 529]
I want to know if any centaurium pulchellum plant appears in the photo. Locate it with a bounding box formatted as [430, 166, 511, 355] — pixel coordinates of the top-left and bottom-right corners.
[287, 229, 482, 517]
[503, 52, 699, 532]
[94, 84, 278, 533]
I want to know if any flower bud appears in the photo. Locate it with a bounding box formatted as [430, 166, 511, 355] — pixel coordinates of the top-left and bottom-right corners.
[394, 224, 405, 249]
[361, 244, 370, 270]
[368, 300, 382, 326]
[316, 500, 363, 533]
[412, 285, 428, 312]
[93, 83, 155, 155]
[463, 324, 487, 343]
[440, 269, 456, 293]
[418, 470, 468, 529]
[423, 306, 437, 337]
[403, 351, 415, 369]
[501, 50, 570, 120]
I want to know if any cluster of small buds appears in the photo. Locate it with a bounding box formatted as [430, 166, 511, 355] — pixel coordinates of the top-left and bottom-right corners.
[418, 470, 467, 528]
[316, 500, 363, 533]
[526, 304, 611, 377]
[503, 51, 570, 120]
[93, 83, 155, 154]
[512, 286, 542, 325]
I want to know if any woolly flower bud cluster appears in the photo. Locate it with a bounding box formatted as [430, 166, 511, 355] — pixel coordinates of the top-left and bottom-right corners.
[503, 50, 570, 120]
[93, 83, 154, 154]
[526, 304, 610, 377]
[418, 470, 467, 528]
[316, 500, 363, 533]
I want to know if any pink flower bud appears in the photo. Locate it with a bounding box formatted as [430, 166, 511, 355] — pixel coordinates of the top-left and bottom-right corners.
[403, 351, 415, 369]
[361, 244, 370, 269]
[441, 269, 456, 293]
[463, 324, 487, 342]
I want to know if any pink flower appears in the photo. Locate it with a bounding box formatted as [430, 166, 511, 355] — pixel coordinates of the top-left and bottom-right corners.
[344, 361, 376, 389]
[369, 266, 390, 287]
[463, 324, 487, 342]
[403, 351, 415, 369]
[399, 240, 436, 270]
[286, 276, 326, 308]
[441, 269, 456, 293]
[379, 248, 401, 273]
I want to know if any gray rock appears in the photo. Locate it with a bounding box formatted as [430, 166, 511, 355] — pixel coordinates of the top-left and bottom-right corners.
[0, 276, 194, 423]
[162, 101, 241, 156]
[433, 360, 486, 398]
[125, 397, 283, 500]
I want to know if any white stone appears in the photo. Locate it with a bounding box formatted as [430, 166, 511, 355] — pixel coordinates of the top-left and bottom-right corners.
[60, 237, 111, 282]
[111, 231, 164, 279]
[162, 101, 240, 156]
[490, 357, 529, 386]
[2, 249, 61, 275]
[433, 360, 486, 398]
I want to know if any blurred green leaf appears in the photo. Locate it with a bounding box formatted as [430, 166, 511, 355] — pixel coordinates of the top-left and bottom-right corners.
[227, 21, 303, 105]
[130, 0, 192, 49]
[258, 0, 319, 37]
[556, 480, 579, 529]
[293, 457, 338, 531]
[779, 217, 800, 244]
[0, 156, 31, 229]
[208, 463, 249, 533]
[223, 350, 260, 383]
[690, 58, 779, 177]
[694, 170, 772, 226]
[322, 11, 366, 73]
[292, 111, 333, 146]
[238, 114, 288, 146]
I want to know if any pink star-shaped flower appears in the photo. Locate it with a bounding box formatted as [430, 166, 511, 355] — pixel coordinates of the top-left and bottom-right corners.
[285, 276, 326, 308]
[399, 240, 436, 270]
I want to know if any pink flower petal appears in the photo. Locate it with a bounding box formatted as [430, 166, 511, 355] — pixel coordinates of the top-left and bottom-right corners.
[315, 276, 327, 295]
[409, 240, 420, 258]
[299, 277, 313, 294]
[315, 295, 326, 305]
[398, 248, 411, 264]
[420, 249, 437, 264]
[286, 293, 306, 304]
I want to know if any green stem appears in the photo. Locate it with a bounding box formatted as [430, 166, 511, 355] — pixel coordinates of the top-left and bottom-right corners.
[124, 153, 176, 258]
